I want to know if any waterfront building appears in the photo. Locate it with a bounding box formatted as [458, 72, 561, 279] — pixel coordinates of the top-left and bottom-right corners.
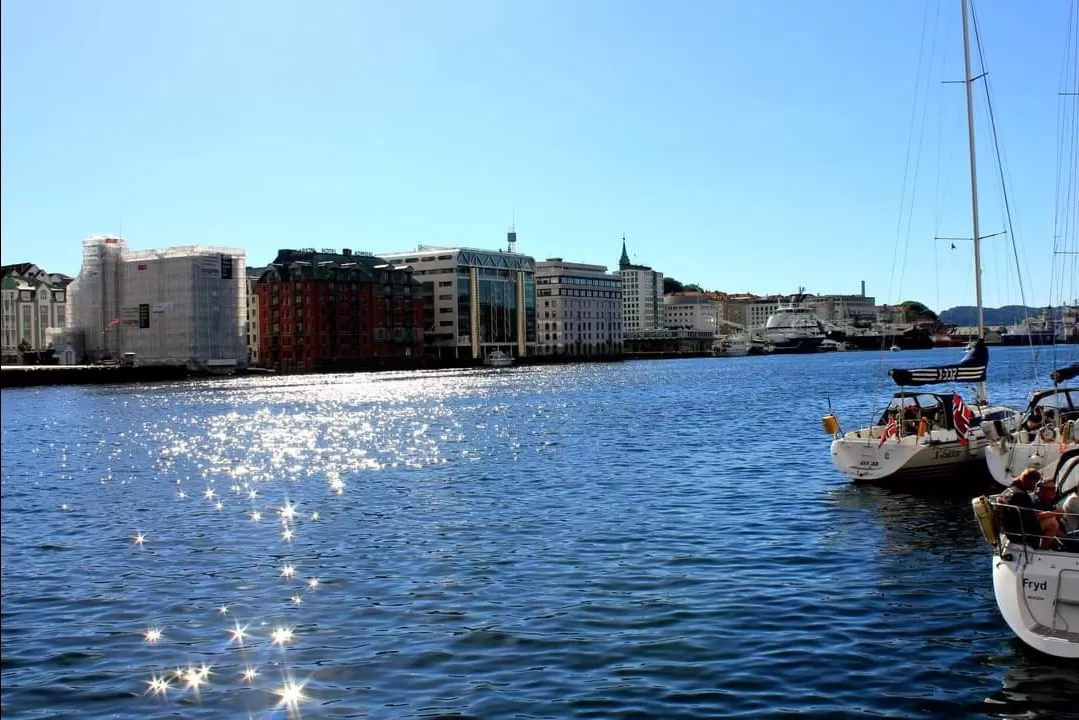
[807, 283, 876, 325]
[662, 292, 719, 335]
[68, 236, 248, 370]
[246, 267, 262, 365]
[1, 263, 72, 362]
[381, 234, 537, 360]
[534, 259, 622, 356]
[618, 237, 664, 334]
[255, 248, 423, 371]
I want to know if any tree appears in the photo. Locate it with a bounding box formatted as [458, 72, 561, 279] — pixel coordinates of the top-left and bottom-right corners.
[900, 300, 938, 321]
[663, 278, 685, 294]
[18, 338, 31, 353]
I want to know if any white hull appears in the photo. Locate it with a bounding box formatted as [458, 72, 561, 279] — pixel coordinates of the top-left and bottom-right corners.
[831, 431, 987, 484]
[992, 539, 1079, 659]
[830, 404, 1020, 484]
[985, 439, 1076, 490]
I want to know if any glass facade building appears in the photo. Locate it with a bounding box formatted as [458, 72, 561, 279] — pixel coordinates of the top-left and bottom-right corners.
[381, 246, 537, 359]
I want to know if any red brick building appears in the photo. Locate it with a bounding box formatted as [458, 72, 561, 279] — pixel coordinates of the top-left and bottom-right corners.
[256, 248, 425, 371]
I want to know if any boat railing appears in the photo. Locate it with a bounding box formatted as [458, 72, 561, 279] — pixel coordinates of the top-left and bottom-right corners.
[980, 498, 1079, 554]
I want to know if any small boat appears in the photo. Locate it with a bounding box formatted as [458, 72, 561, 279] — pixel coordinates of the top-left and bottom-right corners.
[482, 350, 514, 368]
[889, 345, 901, 352]
[971, 451, 1079, 659]
[713, 334, 771, 357]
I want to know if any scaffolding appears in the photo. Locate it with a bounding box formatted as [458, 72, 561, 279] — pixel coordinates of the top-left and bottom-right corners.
[69, 236, 126, 361]
[70, 238, 247, 368]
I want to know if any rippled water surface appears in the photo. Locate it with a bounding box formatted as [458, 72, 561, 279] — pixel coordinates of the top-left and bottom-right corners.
[3, 347, 1078, 719]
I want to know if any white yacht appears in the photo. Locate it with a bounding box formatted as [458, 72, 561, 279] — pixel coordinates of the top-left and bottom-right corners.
[983, 363, 1079, 488]
[759, 294, 827, 353]
[826, 340, 1021, 486]
[971, 451, 1079, 659]
[482, 350, 514, 368]
[712, 334, 771, 357]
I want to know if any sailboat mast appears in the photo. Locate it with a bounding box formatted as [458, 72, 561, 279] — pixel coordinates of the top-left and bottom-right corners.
[960, 0, 987, 404]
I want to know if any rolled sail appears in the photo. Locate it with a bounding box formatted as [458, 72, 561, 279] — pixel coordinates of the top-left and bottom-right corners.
[889, 339, 988, 387]
[1050, 362, 1079, 384]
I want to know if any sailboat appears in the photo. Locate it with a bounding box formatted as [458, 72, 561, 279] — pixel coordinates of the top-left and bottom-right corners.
[983, 362, 1079, 488]
[824, 0, 1022, 487]
[971, 449, 1079, 659]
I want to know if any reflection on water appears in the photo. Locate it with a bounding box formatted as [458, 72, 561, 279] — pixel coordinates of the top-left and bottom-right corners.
[2, 348, 1078, 719]
[985, 654, 1079, 719]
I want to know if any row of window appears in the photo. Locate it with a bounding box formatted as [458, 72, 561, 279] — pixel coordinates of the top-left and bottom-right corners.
[537, 289, 621, 298]
[535, 276, 620, 288]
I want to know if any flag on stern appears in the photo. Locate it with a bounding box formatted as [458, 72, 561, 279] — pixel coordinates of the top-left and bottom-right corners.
[952, 392, 973, 445]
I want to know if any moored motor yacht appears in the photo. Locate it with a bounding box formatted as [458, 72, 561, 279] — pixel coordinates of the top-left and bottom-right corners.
[759, 294, 827, 353]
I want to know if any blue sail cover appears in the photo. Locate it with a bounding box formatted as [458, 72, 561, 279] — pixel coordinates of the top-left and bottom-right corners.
[888, 339, 988, 387]
[1050, 362, 1079, 384]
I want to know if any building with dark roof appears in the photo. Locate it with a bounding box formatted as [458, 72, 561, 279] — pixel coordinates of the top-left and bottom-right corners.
[255, 248, 424, 371]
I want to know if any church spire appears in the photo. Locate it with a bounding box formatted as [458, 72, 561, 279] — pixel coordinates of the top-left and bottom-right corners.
[618, 234, 631, 268]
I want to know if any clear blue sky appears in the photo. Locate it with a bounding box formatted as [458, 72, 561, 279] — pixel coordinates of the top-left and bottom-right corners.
[2, 0, 1075, 312]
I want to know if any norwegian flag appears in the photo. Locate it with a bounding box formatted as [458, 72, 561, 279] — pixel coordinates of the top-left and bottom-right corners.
[878, 416, 898, 448]
[952, 392, 973, 445]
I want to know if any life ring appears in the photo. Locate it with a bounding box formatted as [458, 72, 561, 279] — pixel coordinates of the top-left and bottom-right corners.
[1039, 426, 1055, 443]
[971, 496, 998, 545]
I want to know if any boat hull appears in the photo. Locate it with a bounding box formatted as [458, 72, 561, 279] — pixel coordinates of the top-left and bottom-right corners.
[985, 440, 1071, 490]
[831, 433, 991, 489]
[992, 541, 1079, 659]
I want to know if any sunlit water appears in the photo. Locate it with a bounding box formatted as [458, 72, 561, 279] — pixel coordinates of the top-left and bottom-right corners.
[2, 346, 1078, 720]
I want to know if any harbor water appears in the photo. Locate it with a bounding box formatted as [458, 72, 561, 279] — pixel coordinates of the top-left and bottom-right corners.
[2, 346, 1078, 719]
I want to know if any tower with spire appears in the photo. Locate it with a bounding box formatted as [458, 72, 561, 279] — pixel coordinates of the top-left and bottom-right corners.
[618, 234, 631, 268]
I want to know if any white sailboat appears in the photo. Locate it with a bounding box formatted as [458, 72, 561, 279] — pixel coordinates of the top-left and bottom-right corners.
[824, 0, 1022, 487]
[983, 363, 1079, 488]
[971, 450, 1079, 659]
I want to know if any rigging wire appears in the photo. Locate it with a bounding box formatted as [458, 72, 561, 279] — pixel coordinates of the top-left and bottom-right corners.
[970, 0, 1038, 380]
[1051, 0, 1079, 366]
[873, 0, 939, 431]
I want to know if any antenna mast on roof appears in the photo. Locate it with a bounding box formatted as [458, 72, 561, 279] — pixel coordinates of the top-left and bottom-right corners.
[507, 209, 517, 253]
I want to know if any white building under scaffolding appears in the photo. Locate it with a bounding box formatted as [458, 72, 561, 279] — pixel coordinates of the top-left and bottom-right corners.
[68, 236, 247, 370]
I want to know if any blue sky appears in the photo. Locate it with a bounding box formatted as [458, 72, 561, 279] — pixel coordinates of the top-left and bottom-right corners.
[2, 0, 1075, 312]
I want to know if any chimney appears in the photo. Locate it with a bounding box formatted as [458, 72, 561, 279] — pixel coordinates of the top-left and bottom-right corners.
[861, 280, 865, 297]
[507, 229, 517, 254]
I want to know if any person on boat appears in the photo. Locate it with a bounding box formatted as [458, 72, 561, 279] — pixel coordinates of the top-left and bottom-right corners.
[994, 468, 1044, 549]
[1031, 477, 1069, 550]
[902, 404, 921, 434]
[1022, 407, 1044, 441]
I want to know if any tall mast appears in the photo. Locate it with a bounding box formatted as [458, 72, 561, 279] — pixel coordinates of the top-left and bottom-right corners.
[961, 0, 987, 404]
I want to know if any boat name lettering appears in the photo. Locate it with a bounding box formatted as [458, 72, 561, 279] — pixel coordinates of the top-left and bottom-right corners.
[1022, 578, 1047, 592]
[858, 459, 880, 467]
[933, 449, 962, 460]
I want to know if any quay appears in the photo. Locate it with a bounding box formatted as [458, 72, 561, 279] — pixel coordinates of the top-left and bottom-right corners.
[0, 354, 629, 389]
[1, 364, 190, 388]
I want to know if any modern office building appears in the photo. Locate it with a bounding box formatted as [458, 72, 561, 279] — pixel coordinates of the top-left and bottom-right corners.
[534, 259, 622, 356]
[381, 233, 537, 360]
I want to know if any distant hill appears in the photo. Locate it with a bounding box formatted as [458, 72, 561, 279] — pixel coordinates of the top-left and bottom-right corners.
[939, 305, 1054, 327]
